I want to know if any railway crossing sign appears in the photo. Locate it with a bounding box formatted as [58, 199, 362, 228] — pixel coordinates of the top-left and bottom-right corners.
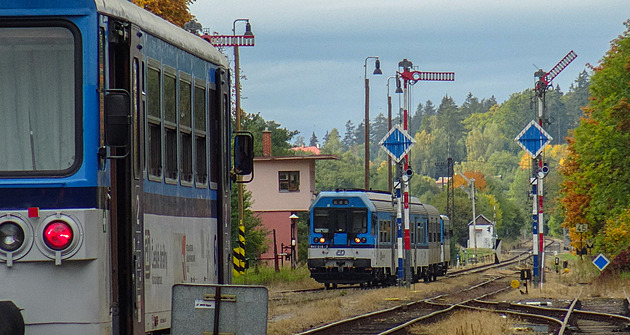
[592, 253, 610, 271]
[515, 120, 553, 158]
[379, 125, 415, 163]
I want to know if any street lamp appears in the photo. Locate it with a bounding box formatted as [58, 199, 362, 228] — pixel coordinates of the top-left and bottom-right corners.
[289, 214, 299, 269]
[364, 56, 382, 190]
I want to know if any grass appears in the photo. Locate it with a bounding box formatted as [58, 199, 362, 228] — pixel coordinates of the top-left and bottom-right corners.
[232, 264, 321, 291]
[496, 252, 630, 300]
[457, 248, 496, 266]
[409, 310, 526, 335]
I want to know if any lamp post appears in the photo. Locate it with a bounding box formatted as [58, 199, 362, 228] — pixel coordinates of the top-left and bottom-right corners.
[289, 214, 298, 269]
[364, 56, 382, 190]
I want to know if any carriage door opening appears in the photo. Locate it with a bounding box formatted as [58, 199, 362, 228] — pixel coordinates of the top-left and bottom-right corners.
[107, 19, 145, 335]
[332, 210, 348, 246]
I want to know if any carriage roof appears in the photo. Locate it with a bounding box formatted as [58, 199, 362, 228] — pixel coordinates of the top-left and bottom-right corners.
[312, 190, 440, 217]
[96, 0, 228, 67]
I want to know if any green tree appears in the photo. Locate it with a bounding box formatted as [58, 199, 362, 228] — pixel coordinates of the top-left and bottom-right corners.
[241, 112, 297, 157]
[558, 70, 590, 143]
[309, 132, 319, 147]
[230, 188, 268, 265]
[560, 20, 630, 256]
[316, 151, 363, 191]
[436, 96, 465, 161]
[343, 120, 356, 149]
[321, 128, 343, 154]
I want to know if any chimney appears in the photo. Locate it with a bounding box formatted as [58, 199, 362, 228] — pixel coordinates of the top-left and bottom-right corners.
[262, 129, 272, 157]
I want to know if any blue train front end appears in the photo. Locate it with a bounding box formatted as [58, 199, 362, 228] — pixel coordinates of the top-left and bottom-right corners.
[307, 191, 379, 287]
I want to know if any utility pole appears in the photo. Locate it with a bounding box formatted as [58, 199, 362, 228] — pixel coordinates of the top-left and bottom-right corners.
[459, 173, 477, 260]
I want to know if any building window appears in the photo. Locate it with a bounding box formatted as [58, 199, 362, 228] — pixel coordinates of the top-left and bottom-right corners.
[279, 171, 299, 192]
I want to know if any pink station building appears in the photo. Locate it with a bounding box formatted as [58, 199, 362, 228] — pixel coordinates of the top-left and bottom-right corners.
[245, 131, 336, 266]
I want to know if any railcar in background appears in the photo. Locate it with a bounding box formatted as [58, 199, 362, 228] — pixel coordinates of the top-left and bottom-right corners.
[308, 190, 450, 288]
[0, 1, 253, 334]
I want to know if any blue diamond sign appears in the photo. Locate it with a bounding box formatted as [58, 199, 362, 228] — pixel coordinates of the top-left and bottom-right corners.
[592, 253, 610, 271]
[515, 120, 553, 158]
[379, 125, 415, 163]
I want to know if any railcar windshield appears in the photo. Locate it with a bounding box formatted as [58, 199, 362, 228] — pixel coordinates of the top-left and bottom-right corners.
[0, 25, 79, 174]
[313, 208, 368, 234]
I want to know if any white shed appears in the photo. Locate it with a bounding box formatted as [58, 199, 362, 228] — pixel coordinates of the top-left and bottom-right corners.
[467, 214, 495, 249]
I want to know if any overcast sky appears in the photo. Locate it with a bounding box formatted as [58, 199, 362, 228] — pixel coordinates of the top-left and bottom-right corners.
[191, 1, 628, 143]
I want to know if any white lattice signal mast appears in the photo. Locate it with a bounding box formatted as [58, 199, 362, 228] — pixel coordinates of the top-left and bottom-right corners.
[397, 59, 454, 285]
[532, 50, 577, 287]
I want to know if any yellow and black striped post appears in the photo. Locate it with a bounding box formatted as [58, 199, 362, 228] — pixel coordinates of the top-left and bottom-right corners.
[233, 222, 246, 276]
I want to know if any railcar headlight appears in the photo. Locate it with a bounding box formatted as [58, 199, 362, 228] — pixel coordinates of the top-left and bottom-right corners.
[361, 237, 367, 243]
[0, 222, 24, 252]
[319, 237, 326, 243]
[354, 237, 361, 243]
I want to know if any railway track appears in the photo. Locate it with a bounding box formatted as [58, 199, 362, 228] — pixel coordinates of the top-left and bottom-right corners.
[295, 275, 512, 335]
[291, 240, 630, 335]
[296, 283, 630, 335]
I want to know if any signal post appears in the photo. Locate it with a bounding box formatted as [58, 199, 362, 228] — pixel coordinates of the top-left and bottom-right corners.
[380, 59, 453, 286]
[202, 20, 255, 277]
[516, 51, 576, 287]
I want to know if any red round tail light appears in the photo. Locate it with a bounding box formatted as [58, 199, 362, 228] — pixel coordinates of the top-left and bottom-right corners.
[43, 221, 74, 250]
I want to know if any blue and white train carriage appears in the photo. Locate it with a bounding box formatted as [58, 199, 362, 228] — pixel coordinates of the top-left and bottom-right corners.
[0, 1, 253, 334]
[308, 190, 450, 288]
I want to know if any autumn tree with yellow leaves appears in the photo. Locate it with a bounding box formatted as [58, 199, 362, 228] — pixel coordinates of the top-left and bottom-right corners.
[132, 0, 195, 28]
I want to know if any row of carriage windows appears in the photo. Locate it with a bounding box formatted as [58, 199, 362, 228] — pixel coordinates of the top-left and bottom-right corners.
[376, 219, 442, 244]
[145, 61, 217, 187]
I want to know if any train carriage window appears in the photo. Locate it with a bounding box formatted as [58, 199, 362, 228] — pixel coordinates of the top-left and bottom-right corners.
[313, 209, 329, 233]
[147, 62, 162, 179]
[334, 210, 347, 233]
[194, 79, 207, 186]
[381, 221, 386, 243]
[132, 58, 141, 179]
[179, 73, 193, 185]
[381, 220, 390, 243]
[371, 217, 376, 236]
[350, 209, 367, 234]
[163, 66, 177, 182]
[0, 25, 80, 174]
[208, 85, 219, 187]
[417, 222, 425, 244]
